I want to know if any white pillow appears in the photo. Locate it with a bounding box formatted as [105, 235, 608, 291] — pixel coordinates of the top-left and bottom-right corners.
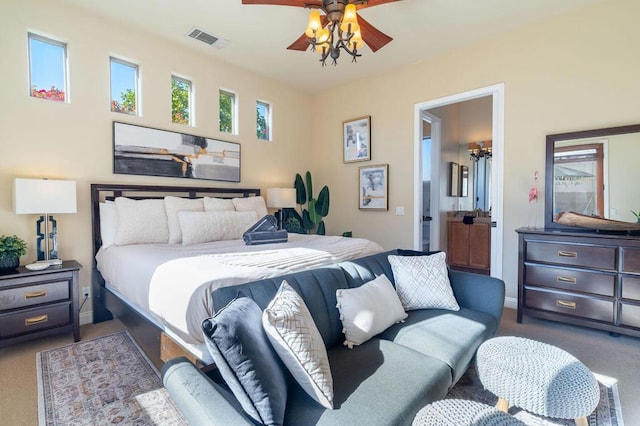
[203, 197, 235, 212]
[388, 253, 460, 311]
[262, 280, 334, 409]
[179, 210, 258, 245]
[164, 196, 204, 244]
[114, 197, 169, 245]
[336, 274, 408, 349]
[99, 201, 118, 248]
[233, 196, 268, 219]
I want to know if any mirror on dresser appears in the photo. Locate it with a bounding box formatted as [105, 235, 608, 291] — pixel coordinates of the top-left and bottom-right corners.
[544, 123, 640, 229]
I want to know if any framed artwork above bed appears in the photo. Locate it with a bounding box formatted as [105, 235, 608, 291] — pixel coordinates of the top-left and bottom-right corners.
[113, 121, 241, 182]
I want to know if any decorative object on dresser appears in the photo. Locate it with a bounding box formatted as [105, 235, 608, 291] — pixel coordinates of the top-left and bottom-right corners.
[0, 260, 81, 347]
[0, 234, 27, 273]
[517, 228, 640, 338]
[13, 178, 77, 265]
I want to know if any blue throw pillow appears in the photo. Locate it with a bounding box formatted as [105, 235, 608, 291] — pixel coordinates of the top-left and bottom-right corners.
[202, 297, 288, 426]
[397, 248, 441, 256]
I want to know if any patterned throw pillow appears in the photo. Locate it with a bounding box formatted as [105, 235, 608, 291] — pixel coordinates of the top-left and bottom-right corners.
[336, 274, 408, 349]
[262, 280, 334, 409]
[388, 252, 460, 311]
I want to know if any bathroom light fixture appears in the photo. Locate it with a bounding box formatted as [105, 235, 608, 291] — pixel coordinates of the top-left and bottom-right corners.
[468, 140, 493, 161]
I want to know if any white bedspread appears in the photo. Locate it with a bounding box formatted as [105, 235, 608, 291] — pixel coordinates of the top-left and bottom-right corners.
[96, 234, 383, 345]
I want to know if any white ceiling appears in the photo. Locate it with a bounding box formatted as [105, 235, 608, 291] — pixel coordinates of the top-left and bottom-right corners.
[59, 0, 602, 92]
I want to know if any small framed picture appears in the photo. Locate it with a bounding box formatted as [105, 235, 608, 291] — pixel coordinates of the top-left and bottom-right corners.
[460, 165, 469, 197]
[359, 164, 388, 210]
[343, 116, 371, 163]
[449, 162, 459, 197]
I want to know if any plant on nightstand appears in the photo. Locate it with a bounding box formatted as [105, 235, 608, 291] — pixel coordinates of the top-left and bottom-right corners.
[0, 235, 27, 272]
[285, 171, 330, 235]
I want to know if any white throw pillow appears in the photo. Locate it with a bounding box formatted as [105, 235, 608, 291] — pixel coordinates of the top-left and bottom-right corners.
[232, 196, 268, 219]
[336, 274, 408, 349]
[388, 253, 460, 311]
[114, 197, 169, 245]
[203, 196, 235, 212]
[164, 196, 204, 244]
[99, 201, 118, 248]
[179, 210, 258, 245]
[262, 280, 334, 409]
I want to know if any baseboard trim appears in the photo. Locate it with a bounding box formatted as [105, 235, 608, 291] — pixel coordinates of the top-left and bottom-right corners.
[504, 297, 517, 310]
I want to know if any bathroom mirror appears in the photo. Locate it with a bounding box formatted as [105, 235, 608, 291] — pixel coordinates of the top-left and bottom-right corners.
[545, 123, 640, 230]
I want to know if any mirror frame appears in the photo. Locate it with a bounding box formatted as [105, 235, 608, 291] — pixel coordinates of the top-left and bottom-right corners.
[545, 123, 640, 230]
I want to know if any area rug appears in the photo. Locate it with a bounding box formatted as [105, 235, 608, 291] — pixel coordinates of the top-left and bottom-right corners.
[36, 331, 186, 426]
[447, 365, 624, 426]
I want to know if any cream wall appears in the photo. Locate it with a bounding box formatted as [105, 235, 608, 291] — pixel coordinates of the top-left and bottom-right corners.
[0, 0, 312, 319]
[310, 0, 640, 300]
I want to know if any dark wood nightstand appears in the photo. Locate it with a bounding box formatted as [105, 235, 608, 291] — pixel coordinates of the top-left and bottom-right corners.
[0, 260, 81, 348]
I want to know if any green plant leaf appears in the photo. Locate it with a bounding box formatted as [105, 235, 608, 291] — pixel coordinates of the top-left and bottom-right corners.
[302, 209, 314, 231]
[315, 186, 330, 217]
[305, 171, 313, 203]
[317, 221, 326, 235]
[308, 198, 321, 224]
[294, 173, 306, 205]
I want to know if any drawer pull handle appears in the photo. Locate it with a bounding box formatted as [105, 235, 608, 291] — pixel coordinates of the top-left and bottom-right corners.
[25, 290, 48, 299]
[25, 314, 48, 326]
[557, 276, 577, 284]
[558, 251, 578, 258]
[556, 300, 576, 309]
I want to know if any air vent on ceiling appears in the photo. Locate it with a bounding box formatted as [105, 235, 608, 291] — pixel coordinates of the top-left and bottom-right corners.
[186, 28, 227, 48]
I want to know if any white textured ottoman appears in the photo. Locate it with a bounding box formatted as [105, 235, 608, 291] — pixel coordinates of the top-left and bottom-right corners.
[476, 336, 600, 426]
[412, 399, 526, 426]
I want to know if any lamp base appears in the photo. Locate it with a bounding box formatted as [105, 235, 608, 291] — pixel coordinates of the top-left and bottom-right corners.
[36, 258, 63, 266]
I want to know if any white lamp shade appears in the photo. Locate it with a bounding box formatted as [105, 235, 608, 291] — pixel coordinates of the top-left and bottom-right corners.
[266, 187, 296, 209]
[14, 178, 77, 214]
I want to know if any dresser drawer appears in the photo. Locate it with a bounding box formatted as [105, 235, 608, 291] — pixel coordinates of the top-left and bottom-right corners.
[524, 287, 613, 322]
[0, 304, 70, 337]
[620, 303, 640, 329]
[622, 248, 640, 274]
[0, 280, 70, 311]
[525, 264, 615, 297]
[621, 276, 640, 301]
[526, 242, 616, 270]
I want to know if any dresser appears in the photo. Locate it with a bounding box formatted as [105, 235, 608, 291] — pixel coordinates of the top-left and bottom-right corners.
[517, 228, 640, 337]
[0, 260, 81, 347]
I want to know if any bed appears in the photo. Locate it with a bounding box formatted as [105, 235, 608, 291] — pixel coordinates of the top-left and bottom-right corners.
[91, 183, 383, 367]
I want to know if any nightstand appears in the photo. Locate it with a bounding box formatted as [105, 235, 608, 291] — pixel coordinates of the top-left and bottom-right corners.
[0, 260, 81, 348]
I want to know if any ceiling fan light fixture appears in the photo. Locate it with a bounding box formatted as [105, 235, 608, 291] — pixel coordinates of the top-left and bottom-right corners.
[340, 4, 359, 34]
[305, 10, 322, 37]
[350, 29, 364, 50]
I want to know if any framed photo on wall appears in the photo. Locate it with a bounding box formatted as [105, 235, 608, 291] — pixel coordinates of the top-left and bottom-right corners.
[113, 122, 241, 182]
[449, 162, 459, 197]
[343, 116, 371, 163]
[359, 164, 388, 210]
[460, 165, 469, 197]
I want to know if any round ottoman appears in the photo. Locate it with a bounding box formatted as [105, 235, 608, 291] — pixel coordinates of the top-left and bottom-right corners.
[412, 399, 526, 426]
[476, 336, 600, 426]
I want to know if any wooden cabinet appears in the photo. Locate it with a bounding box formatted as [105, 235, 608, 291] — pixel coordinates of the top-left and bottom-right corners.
[0, 260, 81, 347]
[517, 228, 640, 337]
[448, 219, 491, 272]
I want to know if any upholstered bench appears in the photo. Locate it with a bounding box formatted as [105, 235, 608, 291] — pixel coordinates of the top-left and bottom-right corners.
[412, 399, 525, 426]
[476, 336, 600, 426]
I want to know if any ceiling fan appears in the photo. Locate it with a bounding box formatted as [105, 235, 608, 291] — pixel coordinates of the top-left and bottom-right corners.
[242, 0, 402, 65]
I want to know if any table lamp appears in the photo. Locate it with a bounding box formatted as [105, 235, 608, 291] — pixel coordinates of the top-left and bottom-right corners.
[266, 187, 296, 230]
[14, 178, 77, 265]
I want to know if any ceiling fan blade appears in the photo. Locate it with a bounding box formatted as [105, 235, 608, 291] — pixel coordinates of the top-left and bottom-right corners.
[357, 14, 393, 52]
[287, 33, 311, 51]
[356, 0, 402, 10]
[241, 0, 319, 7]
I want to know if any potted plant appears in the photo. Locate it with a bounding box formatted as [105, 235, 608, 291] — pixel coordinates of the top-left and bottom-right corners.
[632, 211, 640, 223]
[0, 235, 27, 272]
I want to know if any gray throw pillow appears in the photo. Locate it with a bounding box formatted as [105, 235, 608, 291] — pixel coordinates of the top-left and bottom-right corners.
[202, 297, 288, 426]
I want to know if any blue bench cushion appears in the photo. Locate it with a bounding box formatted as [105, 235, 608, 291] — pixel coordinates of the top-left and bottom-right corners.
[284, 338, 452, 426]
[378, 307, 498, 384]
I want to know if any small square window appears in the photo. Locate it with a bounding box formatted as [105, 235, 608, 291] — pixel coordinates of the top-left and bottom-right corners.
[256, 100, 271, 141]
[219, 90, 236, 134]
[28, 33, 67, 102]
[110, 57, 138, 115]
[172, 76, 192, 125]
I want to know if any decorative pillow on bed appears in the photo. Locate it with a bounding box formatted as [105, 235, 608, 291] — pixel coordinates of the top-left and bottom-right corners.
[179, 210, 258, 245]
[114, 197, 169, 245]
[164, 196, 204, 244]
[336, 274, 407, 349]
[232, 196, 269, 219]
[388, 252, 460, 311]
[203, 196, 235, 212]
[202, 297, 289, 426]
[263, 280, 334, 409]
[99, 201, 118, 248]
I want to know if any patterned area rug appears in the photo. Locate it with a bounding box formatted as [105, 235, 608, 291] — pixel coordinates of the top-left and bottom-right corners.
[447, 365, 624, 426]
[36, 331, 186, 426]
